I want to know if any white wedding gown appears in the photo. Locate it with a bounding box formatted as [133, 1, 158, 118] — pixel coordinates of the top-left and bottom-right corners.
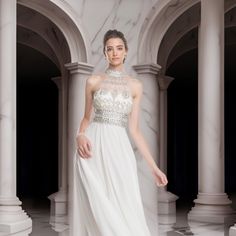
[72, 69, 152, 236]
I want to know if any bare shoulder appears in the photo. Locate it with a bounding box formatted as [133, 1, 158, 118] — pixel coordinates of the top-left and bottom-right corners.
[128, 76, 142, 87]
[86, 74, 103, 90]
[87, 74, 102, 84]
[127, 76, 143, 97]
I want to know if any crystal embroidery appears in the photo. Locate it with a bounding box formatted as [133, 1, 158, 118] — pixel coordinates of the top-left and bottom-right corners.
[92, 69, 133, 127]
[105, 68, 126, 78]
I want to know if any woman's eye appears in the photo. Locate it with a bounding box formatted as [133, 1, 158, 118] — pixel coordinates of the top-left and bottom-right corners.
[118, 47, 123, 50]
[107, 48, 112, 51]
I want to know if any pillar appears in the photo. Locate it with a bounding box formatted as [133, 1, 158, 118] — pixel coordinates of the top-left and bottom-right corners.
[133, 63, 161, 236]
[157, 75, 178, 225]
[230, 224, 236, 236]
[0, 0, 32, 235]
[48, 77, 68, 233]
[65, 62, 94, 236]
[188, 0, 234, 223]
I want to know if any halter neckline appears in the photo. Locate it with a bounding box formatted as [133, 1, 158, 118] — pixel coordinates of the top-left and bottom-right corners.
[105, 68, 126, 78]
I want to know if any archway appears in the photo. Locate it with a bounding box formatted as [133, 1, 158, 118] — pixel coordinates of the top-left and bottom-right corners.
[137, 0, 200, 64]
[137, 0, 201, 214]
[225, 6, 236, 196]
[166, 28, 198, 202]
[16, 1, 89, 234]
[17, 43, 60, 200]
[165, 3, 236, 202]
[17, 0, 90, 63]
[137, 0, 236, 211]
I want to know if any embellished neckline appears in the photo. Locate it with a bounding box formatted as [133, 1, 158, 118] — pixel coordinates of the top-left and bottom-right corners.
[105, 68, 126, 78]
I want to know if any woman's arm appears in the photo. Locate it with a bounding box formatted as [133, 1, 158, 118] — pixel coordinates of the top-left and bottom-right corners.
[128, 79, 168, 186]
[76, 76, 95, 134]
[76, 75, 98, 158]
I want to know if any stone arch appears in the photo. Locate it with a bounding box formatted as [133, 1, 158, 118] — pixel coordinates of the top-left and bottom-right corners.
[17, 0, 91, 64]
[159, 1, 236, 74]
[226, 0, 236, 13]
[157, 3, 200, 73]
[17, 25, 60, 68]
[137, 0, 200, 65]
[138, 0, 236, 72]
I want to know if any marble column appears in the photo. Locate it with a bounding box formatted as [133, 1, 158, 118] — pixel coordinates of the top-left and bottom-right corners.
[0, 0, 32, 235]
[48, 77, 68, 233]
[188, 0, 234, 223]
[133, 63, 161, 236]
[230, 224, 236, 236]
[157, 75, 178, 225]
[65, 62, 94, 236]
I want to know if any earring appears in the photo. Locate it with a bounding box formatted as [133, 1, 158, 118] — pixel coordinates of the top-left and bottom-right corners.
[105, 54, 111, 63]
[104, 52, 108, 61]
[123, 55, 127, 63]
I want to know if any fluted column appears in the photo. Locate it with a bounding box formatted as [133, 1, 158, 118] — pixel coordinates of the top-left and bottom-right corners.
[0, 0, 32, 235]
[133, 63, 160, 236]
[157, 75, 178, 225]
[65, 62, 94, 236]
[48, 76, 68, 232]
[188, 0, 234, 223]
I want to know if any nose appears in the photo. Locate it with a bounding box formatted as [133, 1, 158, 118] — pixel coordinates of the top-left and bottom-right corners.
[113, 49, 117, 56]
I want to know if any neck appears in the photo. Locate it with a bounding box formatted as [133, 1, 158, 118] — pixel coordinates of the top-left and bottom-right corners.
[108, 64, 124, 72]
[105, 66, 126, 78]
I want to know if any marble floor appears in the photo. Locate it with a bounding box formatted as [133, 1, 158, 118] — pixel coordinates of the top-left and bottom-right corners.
[22, 194, 236, 236]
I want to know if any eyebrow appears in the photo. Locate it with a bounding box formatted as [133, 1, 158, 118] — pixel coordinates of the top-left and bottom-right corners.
[106, 45, 124, 48]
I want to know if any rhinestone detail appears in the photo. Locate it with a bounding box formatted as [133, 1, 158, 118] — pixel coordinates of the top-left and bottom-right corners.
[105, 68, 126, 78]
[93, 109, 128, 127]
[92, 70, 133, 127]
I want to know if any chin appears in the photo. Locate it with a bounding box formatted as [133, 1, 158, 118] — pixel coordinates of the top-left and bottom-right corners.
[110, 61, 123, 67]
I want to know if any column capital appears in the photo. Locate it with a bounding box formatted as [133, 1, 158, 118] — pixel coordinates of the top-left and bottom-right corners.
[158, 75, 174, 90]
[51, 76, 62, 90]
[133, 63, 161, 75]
[65, 62, 94, 75]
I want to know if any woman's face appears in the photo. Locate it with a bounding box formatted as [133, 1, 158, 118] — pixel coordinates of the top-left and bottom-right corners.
[104, 37, 127, 67]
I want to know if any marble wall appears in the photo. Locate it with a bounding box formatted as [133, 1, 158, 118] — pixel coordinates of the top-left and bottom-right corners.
[63, 0, 159, 74]
[13, 0, 236, 235]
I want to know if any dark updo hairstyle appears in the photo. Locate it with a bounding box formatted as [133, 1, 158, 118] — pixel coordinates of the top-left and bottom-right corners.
[103, 29, 128, 55]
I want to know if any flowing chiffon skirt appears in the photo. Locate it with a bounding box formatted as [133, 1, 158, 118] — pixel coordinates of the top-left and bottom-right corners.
[72, 121, 151, 236]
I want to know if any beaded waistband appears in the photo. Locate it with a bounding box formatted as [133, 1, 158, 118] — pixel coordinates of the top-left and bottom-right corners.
[93, 109, 128, 127]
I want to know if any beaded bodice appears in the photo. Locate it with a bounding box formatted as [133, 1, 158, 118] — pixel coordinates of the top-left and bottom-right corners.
[92, 69, 133, 127]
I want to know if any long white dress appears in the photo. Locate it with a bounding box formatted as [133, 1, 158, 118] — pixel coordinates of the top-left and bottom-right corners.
[72, 69, 152, 236]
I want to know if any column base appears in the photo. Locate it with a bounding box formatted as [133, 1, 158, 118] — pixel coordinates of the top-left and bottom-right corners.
[188, 193, 236, 223]
[0, 219, 32, 236]
[48, 189, 68, 233]
[230, 224, 236, 236]
[0, 203, 32, 235]
[158, 188, 179, 224]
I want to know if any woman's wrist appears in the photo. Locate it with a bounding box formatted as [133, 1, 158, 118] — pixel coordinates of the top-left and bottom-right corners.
[146, 158, 157, 170]
[76, 131, 86, 138]
[149, 163, 160, 172]
[77, 132, 85, 135]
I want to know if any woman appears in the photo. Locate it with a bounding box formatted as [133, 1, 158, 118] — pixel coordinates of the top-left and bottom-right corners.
[73, 29, 168, 236]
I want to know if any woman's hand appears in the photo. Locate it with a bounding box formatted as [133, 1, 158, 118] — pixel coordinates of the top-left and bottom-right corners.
[76, 134, 92, 158]
[151, 165, 168, 187]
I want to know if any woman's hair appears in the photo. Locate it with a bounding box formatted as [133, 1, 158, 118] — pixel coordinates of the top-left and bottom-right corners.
[103, 29, 128, 54]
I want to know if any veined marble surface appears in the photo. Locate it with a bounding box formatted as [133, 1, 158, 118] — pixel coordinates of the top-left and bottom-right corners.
[60, 0, 159, 74]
